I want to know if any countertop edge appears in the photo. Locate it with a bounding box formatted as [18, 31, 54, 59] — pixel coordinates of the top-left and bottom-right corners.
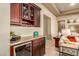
[10, 35, 46, 46]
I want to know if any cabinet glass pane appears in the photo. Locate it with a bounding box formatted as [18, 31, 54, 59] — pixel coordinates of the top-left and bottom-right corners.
[23, 3, 28, 19]
[30, 6, 34, 20]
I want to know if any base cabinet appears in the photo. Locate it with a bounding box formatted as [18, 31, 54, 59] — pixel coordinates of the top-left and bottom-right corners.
[10, 37, 45, 56]
[32, 37, 45, 56]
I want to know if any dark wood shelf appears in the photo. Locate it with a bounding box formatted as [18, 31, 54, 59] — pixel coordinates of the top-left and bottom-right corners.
[22, 18, 35, 22]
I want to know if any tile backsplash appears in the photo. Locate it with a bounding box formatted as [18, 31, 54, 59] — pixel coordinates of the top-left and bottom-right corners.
[10, 26, 42, 37]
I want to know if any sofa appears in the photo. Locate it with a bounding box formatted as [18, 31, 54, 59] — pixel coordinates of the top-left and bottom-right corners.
[59, 35, 79, 49]
[59, 36, 79, 56]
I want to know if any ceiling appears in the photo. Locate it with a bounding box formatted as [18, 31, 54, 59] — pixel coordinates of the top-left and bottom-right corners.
[42, 3, 79, 16]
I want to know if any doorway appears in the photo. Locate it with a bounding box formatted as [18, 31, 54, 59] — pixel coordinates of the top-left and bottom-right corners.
[43, 15, 51, 40]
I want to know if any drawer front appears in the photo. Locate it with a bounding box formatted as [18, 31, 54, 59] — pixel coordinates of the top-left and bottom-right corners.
[62, 47, 77, 56]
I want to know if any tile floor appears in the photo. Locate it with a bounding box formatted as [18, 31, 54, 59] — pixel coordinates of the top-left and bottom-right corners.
[44, 39, 59, 56]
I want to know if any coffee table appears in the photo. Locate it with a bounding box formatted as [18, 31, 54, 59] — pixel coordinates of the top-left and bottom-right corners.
[59, 46, 79, 56]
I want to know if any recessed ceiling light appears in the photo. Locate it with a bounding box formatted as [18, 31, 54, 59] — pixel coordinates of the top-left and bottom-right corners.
[70, 3, 76, 6]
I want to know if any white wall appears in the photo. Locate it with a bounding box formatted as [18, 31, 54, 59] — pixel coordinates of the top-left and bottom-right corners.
[51, 16, 58, 37]
[0, 4, 10, 56]
[10, 3, 58, 37]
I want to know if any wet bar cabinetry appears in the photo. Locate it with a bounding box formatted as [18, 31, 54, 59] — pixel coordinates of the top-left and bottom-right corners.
[10, 3, 41, 27]
[10, 37, 46, 56]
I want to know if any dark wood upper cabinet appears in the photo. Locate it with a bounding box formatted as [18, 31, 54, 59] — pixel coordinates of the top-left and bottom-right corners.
[21, 3, 41, 27]
[10, 3, 21, 25]
[10, 3, 41, 27]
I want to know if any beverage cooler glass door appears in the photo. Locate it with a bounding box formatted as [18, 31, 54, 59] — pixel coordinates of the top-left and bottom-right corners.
[13, 42, 32, 56]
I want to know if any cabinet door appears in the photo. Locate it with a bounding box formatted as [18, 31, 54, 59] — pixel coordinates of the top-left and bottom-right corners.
[34, 8, 41, 27]
[39, 37, 45, 56]
[32, 39, 40, 56]
[32, 37, 45, 56]
[10, 3, 20, 25]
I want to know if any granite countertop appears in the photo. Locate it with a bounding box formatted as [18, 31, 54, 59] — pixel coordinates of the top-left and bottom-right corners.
[10, 35, 45, 46]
